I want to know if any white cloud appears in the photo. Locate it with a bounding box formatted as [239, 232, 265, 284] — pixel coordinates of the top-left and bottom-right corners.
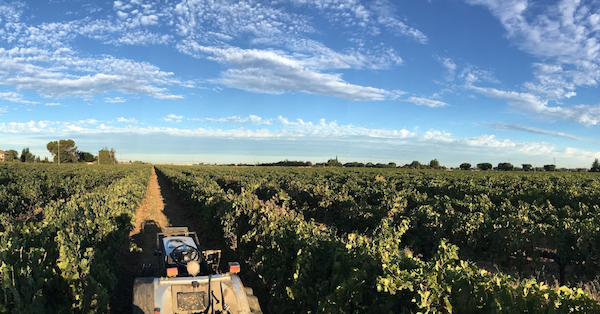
[469, 85, 600, 125]
[0, 120, 57, 134]
[371, 0, 428, 44]
[45, 102, 62, 106]
[181, 44, 401, 101]
[291, 0, 427, 43]
[424, 129, 454, 142]
[466, 0, 600, 99]
[0, 115, 589, 166]
[117, 117, 138, 123]
[487, 122, 600, 144]
[105, 97, 126, 103]
[0, 0, 413, 102]
[0, 47, 184, 99]
[436, 56, 457, 81]
[460, 133, 554, 155]
[278, 116, 312, 126]
[116, 11, 128, 19]
[0, 91, 38, 104]
[204, 115, 273, 125]
[77, 119, 99, 125]
[171, 0, 313, 42]
[289, 39, 403, 70]
[407, 96, 449, 108]
[164, 114, 183, 122]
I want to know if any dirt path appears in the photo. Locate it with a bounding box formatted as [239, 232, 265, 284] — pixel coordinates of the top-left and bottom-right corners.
[109, 166, 267, 313]
[109, 166, 206, 313]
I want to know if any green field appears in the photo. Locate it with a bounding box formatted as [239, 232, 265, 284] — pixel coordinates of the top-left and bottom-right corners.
[3, 163, 600, 313]
[157, 165, 600, 313]
[0, 163, 151, 313]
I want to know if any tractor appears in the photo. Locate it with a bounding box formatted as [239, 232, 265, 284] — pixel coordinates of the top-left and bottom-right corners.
[133, 227, 262, 314]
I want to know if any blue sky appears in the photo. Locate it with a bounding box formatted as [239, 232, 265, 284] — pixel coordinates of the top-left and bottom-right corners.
[1, 0, 600, 167]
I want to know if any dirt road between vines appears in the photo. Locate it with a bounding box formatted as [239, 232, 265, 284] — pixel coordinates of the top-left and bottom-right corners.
[109, 167, 211, 313]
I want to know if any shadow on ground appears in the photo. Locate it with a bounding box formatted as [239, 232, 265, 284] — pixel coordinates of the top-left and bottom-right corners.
[110, 220, 162, 313]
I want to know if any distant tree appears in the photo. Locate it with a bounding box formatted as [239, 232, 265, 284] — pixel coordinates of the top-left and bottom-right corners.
[459, 163, 471, 170]
[429, 159, 440, 169]
[365, 162, 374, 168]
[77, 151, 96, 163]
[409, 161, 421, 169]
[5, 149, 19, 162]
[20, 148, 36, 163]
[497, 162, 514, 171]
[326, 157, 342, 167]
[47, 140, 77, 163]
[522, 164, 533, 171]
[477, 162, 493, 171]
[544, 164, 556, 171]
[591, 158, 600, 172]
[374, 162, 397, 168]
[344, 162, 366, 167]
[98, 147, 118, 165]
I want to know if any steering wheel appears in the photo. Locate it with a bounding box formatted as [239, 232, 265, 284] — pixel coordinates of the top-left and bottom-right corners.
[170, 244, 201, 266]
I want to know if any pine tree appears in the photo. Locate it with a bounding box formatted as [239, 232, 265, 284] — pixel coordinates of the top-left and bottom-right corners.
[591, 158, 600, 172]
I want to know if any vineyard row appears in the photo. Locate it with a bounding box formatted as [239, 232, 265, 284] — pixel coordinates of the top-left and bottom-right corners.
[155, 165, 600, 313]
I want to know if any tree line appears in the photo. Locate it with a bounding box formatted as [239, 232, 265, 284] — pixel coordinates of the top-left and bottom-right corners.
[240, 158, 445, 169]
[461, 159, 600, 172]
[241, 157, 600, 172]
[2, 140, 118, 165]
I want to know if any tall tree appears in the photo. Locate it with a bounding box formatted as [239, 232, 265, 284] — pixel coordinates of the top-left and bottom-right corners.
[47, 140, 77, 163]
[326, 157, 342, 167]
[77, 151, 96, 163]
[477, 162, 493, 171]
[20, 148, 35, 163]
[429, 159, 440, 169]
[98, 147, 118, 165]
[459, 163, 471, 170]
[409, 160, 421, 169]
[497, 162, 514, 171]
[5, 149, 19, 162]
[590, 158, 600, 172]
[522, 164, 533, 171]
[544, 164, 556, 171]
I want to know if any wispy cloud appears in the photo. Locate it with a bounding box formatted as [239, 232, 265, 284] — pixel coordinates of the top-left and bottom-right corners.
[116, 117, 138, 124]
[469, 85, 600, 125]
[163, 114, 183, 123]
[105, 97, 126, 103]
[180, 44, 403, 101]
[487, 122, 600, 144]
[369, 0, 428, 43]
[204, 115, 273, 125]
[278, 116, 313, 126]
[0, 115, 581, 162]
[407, 96, 450, 108]
[0, 91, 39, 104]
[466, 0, 600, 100]
[0, 47, 184, 99]
[0, 0, 416, 102]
